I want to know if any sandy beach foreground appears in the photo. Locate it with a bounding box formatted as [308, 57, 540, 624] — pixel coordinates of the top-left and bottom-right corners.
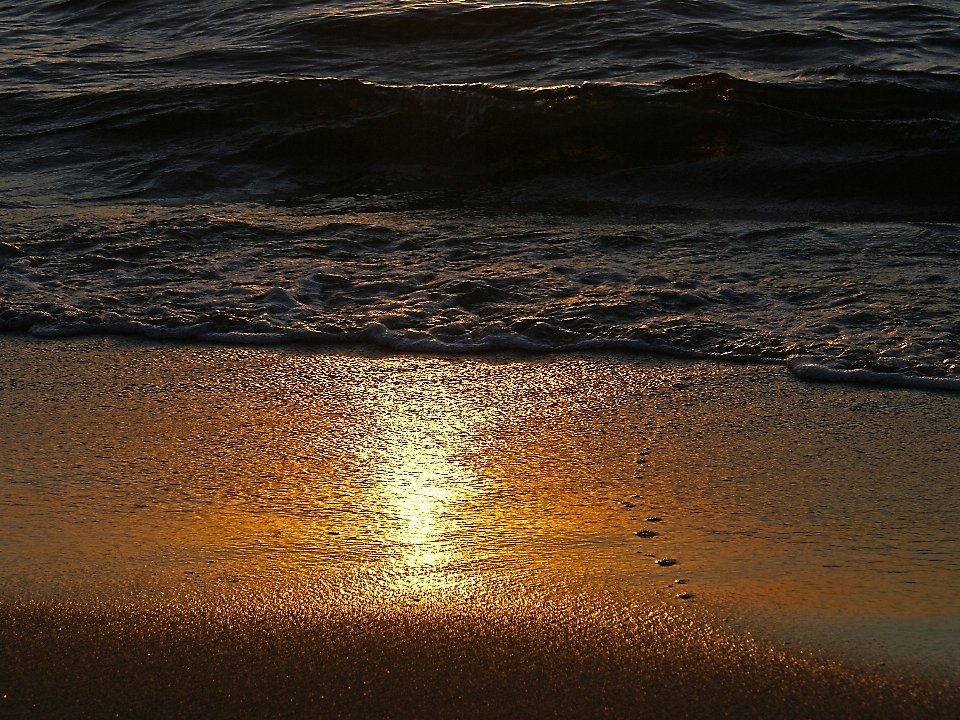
[1, 335, 958, 718]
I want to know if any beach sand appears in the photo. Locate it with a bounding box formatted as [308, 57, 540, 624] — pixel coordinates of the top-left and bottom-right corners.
[1, 335, 958, 718]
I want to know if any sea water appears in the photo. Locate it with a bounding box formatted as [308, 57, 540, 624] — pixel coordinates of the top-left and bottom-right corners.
[1, 0, 959, 384]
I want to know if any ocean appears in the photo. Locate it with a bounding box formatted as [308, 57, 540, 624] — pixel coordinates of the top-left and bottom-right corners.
[1, 0, 959, 384]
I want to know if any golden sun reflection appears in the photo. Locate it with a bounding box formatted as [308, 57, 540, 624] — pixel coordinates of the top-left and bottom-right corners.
[5, 341, 960, 683]
[359, 364, 487, 597]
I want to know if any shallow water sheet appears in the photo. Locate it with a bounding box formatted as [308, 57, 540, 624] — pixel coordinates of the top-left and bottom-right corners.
[0, 335, 959, 719]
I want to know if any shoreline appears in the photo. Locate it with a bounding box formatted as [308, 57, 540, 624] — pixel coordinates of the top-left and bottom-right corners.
[1, 335, 959, 716]
[2, 330, 958, 393]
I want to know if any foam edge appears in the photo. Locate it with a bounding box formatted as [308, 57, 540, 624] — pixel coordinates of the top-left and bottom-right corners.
[788, 358, 960, 392]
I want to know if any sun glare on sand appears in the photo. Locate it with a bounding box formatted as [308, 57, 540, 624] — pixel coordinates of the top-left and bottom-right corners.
[363, 373, 486, 594]
[2, 339, 960, 678]
[281, 355, 645, 607]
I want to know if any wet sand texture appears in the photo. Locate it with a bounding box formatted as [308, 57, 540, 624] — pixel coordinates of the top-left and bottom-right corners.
[2, 600, 958, 720]
[1, 336, 959, 718]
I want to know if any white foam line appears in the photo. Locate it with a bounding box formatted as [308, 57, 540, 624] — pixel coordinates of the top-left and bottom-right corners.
[21, 322, 960, 393]
[788, 359, 960, 392]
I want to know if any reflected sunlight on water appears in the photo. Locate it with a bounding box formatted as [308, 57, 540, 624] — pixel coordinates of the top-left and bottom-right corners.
[363, 373, 484, 595]
[2, 337, 960, 674]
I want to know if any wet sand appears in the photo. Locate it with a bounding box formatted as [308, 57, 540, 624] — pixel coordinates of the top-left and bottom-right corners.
[1, 335, 958, 718]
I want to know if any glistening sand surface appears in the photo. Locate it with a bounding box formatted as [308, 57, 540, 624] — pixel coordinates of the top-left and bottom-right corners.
[1, 335, 958, 718]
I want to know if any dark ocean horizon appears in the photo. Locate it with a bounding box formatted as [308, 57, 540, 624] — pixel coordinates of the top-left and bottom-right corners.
[1, 0, 959, 385]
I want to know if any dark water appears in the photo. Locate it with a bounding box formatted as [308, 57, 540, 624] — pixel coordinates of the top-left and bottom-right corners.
[1, 0, 959, 382]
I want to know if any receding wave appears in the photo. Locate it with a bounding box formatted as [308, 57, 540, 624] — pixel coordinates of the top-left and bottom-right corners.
[1, 209, 957, 386]
[788, 359, 960, 392]
[7, 319, 960, 393]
